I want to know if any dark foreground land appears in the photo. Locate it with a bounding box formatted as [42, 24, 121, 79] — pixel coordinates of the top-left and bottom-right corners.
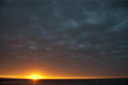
[0, 78, 128, 85]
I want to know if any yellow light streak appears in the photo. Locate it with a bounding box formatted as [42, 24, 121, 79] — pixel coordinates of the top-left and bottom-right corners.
[27, 74, 44, 79]
[0, 75, 127, 79]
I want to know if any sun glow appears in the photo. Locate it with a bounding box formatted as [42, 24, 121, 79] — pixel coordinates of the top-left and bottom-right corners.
[34, 76, 37, 80]
[27, 74, 44, 79]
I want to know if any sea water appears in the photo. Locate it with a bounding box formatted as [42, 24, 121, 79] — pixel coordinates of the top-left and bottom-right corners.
[0, 78, 128, 85]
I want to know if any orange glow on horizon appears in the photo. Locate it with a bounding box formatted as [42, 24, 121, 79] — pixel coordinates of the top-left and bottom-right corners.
[27, 74, 44, 79]
[0, 74, 44, 79]
[0, 74, 127, 79]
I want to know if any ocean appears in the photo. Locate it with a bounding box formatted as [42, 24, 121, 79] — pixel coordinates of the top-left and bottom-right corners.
[0, 78, 128, 85]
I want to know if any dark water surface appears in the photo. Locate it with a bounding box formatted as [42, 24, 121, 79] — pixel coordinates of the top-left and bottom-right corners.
[0, 78, 128, 85]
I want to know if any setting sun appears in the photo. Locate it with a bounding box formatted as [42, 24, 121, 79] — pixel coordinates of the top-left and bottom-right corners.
[27, 74, 44, 79]
[34, 77, 37, 80]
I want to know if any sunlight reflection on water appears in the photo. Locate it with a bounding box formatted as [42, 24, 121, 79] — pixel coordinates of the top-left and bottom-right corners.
[0, 79, 128, 85]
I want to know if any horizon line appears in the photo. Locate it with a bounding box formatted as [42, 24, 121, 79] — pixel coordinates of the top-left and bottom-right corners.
[0, 76, 128, 79]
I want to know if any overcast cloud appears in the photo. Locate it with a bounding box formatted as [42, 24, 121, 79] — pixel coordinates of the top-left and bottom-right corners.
[0, 1, 128, 77]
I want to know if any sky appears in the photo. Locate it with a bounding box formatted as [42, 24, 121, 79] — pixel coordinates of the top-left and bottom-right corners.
[0, 0, 128, 79]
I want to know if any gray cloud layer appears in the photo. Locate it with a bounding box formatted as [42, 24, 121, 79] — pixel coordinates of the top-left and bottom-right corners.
[0, 1, 128, 77]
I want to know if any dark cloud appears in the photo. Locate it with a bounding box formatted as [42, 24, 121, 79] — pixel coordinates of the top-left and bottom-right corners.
[0, 1, 128, 77]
